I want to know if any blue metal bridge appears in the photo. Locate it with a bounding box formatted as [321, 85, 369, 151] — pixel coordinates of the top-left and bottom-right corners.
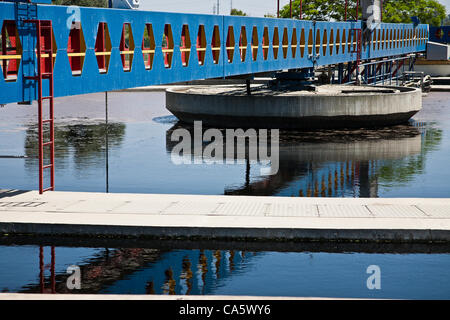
[0, 0, 429, 105]
[0, 0, 430, 193]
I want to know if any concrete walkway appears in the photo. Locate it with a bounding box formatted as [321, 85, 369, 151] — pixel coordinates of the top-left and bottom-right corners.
[1, 190, 450, 242]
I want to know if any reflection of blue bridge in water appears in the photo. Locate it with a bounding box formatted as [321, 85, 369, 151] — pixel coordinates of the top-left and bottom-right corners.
[102, 249, 258, 295]
[22, 247, 260, 295]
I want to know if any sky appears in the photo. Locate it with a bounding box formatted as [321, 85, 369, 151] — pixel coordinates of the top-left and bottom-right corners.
[140, 0, 450, 17]
[140, 0, 297, 17]
[443, 0, 450, 12]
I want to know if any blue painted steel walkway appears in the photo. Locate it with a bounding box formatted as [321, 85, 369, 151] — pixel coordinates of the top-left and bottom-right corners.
[0, 1, 429, 105]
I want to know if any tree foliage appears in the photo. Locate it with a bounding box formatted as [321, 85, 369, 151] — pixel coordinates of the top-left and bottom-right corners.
[230, 8, 247, 16]
[52, 0, 107, 7]
[280, 0, 446, 26]
[384, 0, 446, 26]
[264, 13, 276, 18]
[280, 0, 358, 21]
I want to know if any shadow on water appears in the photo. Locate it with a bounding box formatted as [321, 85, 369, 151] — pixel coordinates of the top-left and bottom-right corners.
[165, 121, 443, 197]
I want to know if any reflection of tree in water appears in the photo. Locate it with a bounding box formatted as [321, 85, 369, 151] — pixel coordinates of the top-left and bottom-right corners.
[23, 121, 125, 171]
[377, 124, 443, 186]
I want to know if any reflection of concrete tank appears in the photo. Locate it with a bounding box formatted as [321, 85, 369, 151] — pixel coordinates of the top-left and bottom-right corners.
[165, 123, 423, 163]
[165, 123, 423, 197]
[111, 0, 140, 9]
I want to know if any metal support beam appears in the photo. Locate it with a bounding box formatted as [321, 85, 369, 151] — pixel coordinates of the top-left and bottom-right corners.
[246, 78, 251, 95]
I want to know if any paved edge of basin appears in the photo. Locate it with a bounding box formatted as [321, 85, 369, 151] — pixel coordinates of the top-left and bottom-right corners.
[1, 190, 450, 243]
[0, 222, 449, 243]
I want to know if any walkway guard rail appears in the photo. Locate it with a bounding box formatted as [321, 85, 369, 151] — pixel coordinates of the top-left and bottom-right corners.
[0, 2, 429, 105]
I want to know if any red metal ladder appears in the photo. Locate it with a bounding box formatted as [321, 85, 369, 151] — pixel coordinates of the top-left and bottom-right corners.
[24, 20, 55, 194]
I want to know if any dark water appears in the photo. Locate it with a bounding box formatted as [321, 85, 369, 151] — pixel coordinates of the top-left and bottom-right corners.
[0, 91, 449, 298]
[0, 239, 449, 299]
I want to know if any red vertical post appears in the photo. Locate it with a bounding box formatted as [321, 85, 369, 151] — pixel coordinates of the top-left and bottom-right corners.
[39, 246, 45, 293]
[68, 26, 81, 72]
[6, 22, 18, 76]
[345, 0, 348, 21]
[381, 0, 383, 22]
[142, 24, 151, 68]
[51, 246, 56, 293]
[181, 26, 187, 66]
[226, 28, 231, 62]
[37, 21, 43, 194]
[95, 23, 106, 71]
[120, 24, 126, 69]
[290, 0, 292, 18]
[299, 0, 303, 20]
[163, 25, 169, 67]
[49, 21, 55, 191]
[197, 31, 201, 62]
[356, 0, 359, 20]
[1, 23, 7, 79]
[277, 0, 280, 18]
[239, 29, 243, 60]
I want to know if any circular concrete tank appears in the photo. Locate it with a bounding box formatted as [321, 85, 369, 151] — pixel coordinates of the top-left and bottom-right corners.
[165, 85, 422, 129]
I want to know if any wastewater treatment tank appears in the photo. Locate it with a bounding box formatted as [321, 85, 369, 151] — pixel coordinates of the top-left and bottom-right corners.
[166, 85, 422, 129]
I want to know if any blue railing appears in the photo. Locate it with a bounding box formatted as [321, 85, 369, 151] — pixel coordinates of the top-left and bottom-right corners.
[0, 2, 429, 105]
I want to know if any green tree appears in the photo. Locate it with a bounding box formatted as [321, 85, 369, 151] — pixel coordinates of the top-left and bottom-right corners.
[52, 0, 107, 7]
[280, 0, 354, 21]
[384, 0, 446, 26]
[280, 0, 446, 26]
[230, 8, 247, 16]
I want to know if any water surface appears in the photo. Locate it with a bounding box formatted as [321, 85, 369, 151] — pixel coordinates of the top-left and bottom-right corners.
[0, 91, 448, 197]
[0, 90, 449, 298]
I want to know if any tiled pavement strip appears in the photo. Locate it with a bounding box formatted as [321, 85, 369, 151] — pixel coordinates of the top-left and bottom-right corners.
[0, 190, 449, 241]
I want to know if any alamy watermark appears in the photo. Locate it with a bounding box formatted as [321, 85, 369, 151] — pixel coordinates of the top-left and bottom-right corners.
[66, 265, 81, 290]
[366, 265, 381, 290]
[169, 121, 280, 176]
[366, 1, 382, 31]
[66, 6, 81, 30]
